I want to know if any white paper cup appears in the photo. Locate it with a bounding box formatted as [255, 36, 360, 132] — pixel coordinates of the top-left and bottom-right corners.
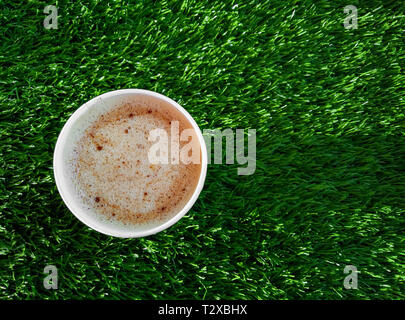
[53, 89, 208, 238]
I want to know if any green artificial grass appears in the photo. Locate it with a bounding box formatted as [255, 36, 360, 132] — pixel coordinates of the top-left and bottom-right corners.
[0, 0, 404, 299]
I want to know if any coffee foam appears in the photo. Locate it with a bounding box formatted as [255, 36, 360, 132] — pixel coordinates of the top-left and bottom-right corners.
[66, 97, 201, 230]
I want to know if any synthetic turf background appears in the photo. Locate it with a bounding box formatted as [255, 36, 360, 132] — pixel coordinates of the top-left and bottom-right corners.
[0, 0, 404, 299]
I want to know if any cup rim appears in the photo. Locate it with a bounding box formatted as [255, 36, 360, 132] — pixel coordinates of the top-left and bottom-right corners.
[53, 89, 208, 238]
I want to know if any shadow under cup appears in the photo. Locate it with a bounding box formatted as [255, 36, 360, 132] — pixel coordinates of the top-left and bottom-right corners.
[53, 89, 208, 238]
